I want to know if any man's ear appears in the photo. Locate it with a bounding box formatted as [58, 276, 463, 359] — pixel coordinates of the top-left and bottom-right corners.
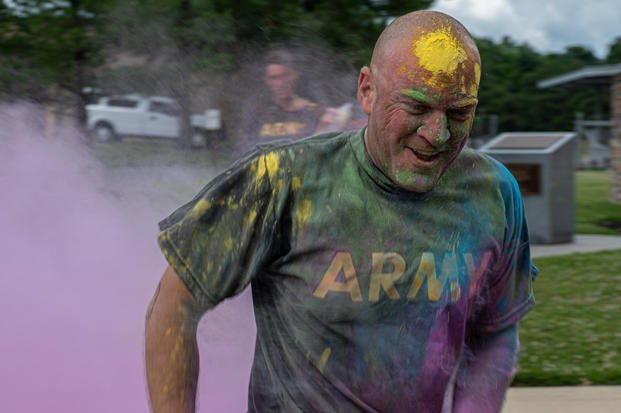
[357, 66, 375, 115]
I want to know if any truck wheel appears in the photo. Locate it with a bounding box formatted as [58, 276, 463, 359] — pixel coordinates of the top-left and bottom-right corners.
[190, 129, 207, 148]
[92, 123, 116, 142]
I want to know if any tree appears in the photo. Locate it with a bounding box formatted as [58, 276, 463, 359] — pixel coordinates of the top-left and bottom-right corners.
[563, 45, 599, 65]
[203, 0, 433, 67]
[606, 37, 621, 64]
[0, 0, 113, 126]
[1, 0, 433, 102]
[474, 36, 608, 135]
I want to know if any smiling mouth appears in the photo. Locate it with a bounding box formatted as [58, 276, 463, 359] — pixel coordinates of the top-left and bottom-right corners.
[408, 148, 442, 162]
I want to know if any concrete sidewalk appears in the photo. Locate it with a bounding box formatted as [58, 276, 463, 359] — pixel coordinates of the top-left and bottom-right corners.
[502, 234, 621, 412]
[530, 234, 621, 257]
[504, 386, 621, 412]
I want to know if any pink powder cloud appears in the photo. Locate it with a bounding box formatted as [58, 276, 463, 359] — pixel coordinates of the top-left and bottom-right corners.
[0, 104, 254, 412]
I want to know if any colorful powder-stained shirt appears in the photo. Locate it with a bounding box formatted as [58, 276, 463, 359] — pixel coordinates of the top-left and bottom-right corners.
[158, 129, 536, 412]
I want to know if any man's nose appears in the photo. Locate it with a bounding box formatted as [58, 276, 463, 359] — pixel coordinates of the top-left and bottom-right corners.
[416, 111, 449, 147]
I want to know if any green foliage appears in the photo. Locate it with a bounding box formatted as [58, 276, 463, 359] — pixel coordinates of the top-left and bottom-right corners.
[97, 0, 431, 76]
[514, 250, 621, 385]
[605, 37, 621, 64]
[1, 0, 619, 136]
[0, 0, 112, 99]
[564, 45, 599, 65]
[203, 0, 433, 67]
[476, 37, 609, 133]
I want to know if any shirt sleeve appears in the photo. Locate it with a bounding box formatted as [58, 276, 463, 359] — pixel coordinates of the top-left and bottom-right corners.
[472, 166, 537, 333]
[157, 147, 287, 311]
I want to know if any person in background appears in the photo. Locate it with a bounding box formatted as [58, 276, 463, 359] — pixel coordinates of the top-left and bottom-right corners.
[146, 10, 536, 413]
[239, 49, 325, 147]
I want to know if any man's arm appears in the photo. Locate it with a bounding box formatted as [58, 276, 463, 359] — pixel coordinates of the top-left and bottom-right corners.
[145, 265, 203, 413]
[452, 324, 519, 413]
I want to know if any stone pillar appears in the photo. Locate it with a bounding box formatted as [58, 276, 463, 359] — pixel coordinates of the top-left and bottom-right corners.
[611, 74, 621, 204]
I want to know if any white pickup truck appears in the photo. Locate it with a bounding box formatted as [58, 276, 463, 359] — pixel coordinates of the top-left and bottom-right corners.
[85, 94, 224, 147]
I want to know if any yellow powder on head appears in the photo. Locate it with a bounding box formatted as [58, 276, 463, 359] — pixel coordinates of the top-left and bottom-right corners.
[471, 62, 481, 95]
[398, 64, 416, 82]
[411, 26, 478, 92]
[413, 27, 466, 78]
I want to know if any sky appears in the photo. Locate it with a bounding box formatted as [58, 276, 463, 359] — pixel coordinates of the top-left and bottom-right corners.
[431, 0, 621, 59]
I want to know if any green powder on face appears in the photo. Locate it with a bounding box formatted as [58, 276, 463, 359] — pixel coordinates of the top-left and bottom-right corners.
[395, 169, 433, 191]
[402, 88, 432, 104]
[395, 170, 414, 187]
[437, 115, 449, 144]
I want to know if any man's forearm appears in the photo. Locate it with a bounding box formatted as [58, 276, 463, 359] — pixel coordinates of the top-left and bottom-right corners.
[145, 269, 201, 413]
[452, 325, 519, 413]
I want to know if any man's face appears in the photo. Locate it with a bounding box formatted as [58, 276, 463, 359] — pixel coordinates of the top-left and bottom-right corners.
[264, 63, 297, 101]
[359, 28, 480, 193]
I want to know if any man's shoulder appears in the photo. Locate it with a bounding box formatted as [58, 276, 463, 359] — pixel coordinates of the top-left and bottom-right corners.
[436, 147, 519, 201]
[450, 147, 521, 199]
[255, 130, 357, 159]
[234, 130, 358, 190]
[454, 147, 515, 180]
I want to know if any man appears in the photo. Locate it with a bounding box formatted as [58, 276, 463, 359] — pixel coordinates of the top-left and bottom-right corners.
[146, 10, 536, 412]
[240, 49, 326, 148]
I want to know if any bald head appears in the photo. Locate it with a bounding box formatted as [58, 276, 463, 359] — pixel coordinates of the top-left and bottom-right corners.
[357, 10, 482, 192]
[370, 10, 480, 97]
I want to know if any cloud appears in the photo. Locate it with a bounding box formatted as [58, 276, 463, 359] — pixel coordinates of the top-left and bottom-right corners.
[444, 0, 514, 22]
[0, 104, 256, 412]
[432, 0, 621, 58]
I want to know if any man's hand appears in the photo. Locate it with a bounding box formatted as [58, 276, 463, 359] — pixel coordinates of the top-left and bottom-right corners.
[451, 325, 519, 413]
[145, 266, 203, 413]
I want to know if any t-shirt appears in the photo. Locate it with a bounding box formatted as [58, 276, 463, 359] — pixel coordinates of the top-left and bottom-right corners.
[158, 128, 536, 412]
[240, 100, 324, 147]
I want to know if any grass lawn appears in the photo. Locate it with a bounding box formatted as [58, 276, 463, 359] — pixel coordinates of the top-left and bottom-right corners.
[575, 170, 621, 234]
[88, 137, 236, 169]
[514, 170, 621, 385]
[513, 250, 621, 385]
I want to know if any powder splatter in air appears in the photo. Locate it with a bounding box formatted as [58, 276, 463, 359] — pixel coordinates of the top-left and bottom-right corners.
[0, 104, 257, 412]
